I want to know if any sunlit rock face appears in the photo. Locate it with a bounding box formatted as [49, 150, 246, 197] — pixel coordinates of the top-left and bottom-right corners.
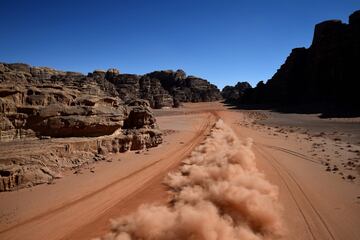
[0, 62, 221, 191]
[0, 64, 162, 191]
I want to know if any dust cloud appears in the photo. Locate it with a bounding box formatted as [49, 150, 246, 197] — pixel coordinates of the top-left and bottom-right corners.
[98, 120, 284, 240]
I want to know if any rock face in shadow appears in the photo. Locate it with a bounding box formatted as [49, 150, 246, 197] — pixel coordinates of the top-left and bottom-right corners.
[107, 69, 222, 108]
[223, 10, 360, 115]
[145, 70, 222, 104]
[221, 82, 252, 104]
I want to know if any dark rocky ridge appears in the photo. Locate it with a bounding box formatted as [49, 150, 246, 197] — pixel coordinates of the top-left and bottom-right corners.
[103, 69, 221, 109]
[222, 10, 360, 117]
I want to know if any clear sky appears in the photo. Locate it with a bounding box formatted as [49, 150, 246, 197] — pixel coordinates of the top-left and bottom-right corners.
[1, 0, 359, 89]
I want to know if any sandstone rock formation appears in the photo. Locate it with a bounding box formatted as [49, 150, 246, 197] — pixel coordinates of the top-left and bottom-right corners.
[221, 82, 251, 104]
[0, 58, 221, 191]
[145, 70, 222, 104]
[223, 10, 360, 116]
[0, 62, 220, 191]
[107, 69, 222, 108]
[0, 63, 163, 191]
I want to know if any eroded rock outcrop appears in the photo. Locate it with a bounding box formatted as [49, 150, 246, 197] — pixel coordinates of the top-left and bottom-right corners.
[0, 61, 221, 190]
[221, 82, 251, 103]
[0, 64, 163, 191]
[107, 69, 222, 108]
[146, 70, 222, 104]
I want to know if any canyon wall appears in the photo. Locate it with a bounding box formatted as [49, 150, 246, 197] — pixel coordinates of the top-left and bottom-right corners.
[222, 10, 360, 115]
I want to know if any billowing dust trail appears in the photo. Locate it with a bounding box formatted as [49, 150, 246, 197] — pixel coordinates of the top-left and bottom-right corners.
[0, 113, 214, 240]
[98, 120, 284, 240]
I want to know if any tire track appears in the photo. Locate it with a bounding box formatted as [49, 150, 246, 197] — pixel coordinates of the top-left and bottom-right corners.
[216, 111, 336, 240]
[254, 145, 316, 240]
[258, 143, 322, 165]
[254, 143, 336, 240]
[61, 113, 217, 240]
[0, 113, 216, 239]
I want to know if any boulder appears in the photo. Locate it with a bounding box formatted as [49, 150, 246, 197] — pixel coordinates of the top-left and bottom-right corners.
[105, 68, 120, 80]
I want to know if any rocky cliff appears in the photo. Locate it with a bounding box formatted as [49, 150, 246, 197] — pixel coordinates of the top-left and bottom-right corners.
[0, 62, 220, 191]
[223, 10, 360, 115]
[105, 69, 221, 108]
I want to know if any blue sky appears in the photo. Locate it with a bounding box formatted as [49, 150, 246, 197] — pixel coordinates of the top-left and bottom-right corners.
[1, 0, 359, 89]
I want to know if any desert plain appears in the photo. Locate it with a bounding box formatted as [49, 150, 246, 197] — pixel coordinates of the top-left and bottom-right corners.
[0, 102, 359, 240]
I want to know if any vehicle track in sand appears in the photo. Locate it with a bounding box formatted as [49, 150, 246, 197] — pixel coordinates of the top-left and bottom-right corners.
[216, 110, 337, 240]
[259, 144, 322, 165]
[61, 113, 218, 240]
[226, 118, 336, 239]
[0, 113, 217, 240]
[254, 144, 336, 240]
[3, 105, 357, 240]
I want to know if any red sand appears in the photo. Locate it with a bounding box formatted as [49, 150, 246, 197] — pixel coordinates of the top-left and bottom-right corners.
[0, 102, 359, 240]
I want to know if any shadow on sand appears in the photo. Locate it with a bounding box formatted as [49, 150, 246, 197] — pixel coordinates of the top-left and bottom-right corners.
[221, 101, 360, 118]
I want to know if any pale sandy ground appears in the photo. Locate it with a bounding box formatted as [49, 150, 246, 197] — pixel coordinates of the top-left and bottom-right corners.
[0, 102, 359, 240]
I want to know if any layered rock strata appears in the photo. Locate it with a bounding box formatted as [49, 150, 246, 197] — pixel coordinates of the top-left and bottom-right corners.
[0, 63, 163, 191]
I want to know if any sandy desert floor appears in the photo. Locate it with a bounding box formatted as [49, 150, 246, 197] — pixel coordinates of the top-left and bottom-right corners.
[0, 102, 359, 240]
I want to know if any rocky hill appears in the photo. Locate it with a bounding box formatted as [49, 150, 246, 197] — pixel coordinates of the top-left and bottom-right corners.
[223, 10, 360, 116]
[221, 82, 252, 104]
[0, 63, 220, 191]
[94, 68, 221, 108]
